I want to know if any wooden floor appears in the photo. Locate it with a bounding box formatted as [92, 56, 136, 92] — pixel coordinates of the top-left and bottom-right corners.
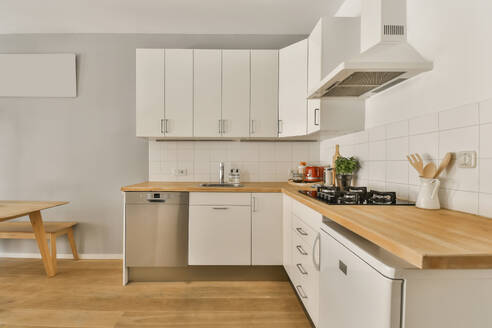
[0, 259, 312, 328]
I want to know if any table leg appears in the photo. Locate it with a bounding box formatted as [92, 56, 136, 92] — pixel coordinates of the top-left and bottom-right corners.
[29, 211, 56, 277]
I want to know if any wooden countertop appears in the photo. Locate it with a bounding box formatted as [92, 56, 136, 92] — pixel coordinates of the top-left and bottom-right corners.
[121, 181, 290, 193]
[121, 181, 492, 269]
[0, 201, 68, 221]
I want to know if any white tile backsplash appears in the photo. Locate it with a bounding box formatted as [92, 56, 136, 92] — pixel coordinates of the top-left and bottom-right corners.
[479, 159, 492, 193]
[479, 123, 492, 158]
[386, 161, 409, 184]
[368, 126, 386, 142]
[369, 161, 386, 181]
[409, 113, 439, 135]
[439, 103, 479, 131]
[369, 141, 386, 161]
[149, 140, 319, 182]
[320, 98, 491, 218]
[440, 158, 479, 192]
[409, 132, 439, 160]
[386, 120, 409, 139]
[386, 137, 409, 161]
[479, 99, 492, 124]
[479, 192, 492, 217]
[438, 126, 479, 159]
[440, 189, 479, 214]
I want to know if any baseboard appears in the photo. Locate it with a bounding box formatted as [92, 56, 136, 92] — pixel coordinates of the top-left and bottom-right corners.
[0, 252, 123, 260]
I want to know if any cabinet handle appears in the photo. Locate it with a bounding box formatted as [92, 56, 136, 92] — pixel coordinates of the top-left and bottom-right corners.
[314, 108, 320, 126]
[212, 207, 229, 210]
[339, 260, 348, 275]
[296, 245, 308, 255]
[251, 119, 256, 135]
[278, 120, 283, 134]
[312, 233, 320, 271]
[296, 285, 308, 299]
[218, 120, 222, 134]
[296, 263, 308, 275]
[296, 227, 308, 236]
[252, 197, 257, 212]
[221, 119, 226, 134]
[160, 119, 165, 134]
[164, 119, 169, 133]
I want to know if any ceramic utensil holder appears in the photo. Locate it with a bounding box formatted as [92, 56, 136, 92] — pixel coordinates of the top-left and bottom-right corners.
[416, 177, 441, 210]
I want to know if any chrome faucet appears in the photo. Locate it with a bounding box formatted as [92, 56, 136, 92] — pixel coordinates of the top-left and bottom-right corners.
[219, 162, 225, 184]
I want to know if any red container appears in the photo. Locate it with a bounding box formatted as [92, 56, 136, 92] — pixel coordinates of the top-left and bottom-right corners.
[304, 166, 323, 182]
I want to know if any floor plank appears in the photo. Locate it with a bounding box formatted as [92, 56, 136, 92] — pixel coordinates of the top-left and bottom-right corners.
[0, 259, 312, 328]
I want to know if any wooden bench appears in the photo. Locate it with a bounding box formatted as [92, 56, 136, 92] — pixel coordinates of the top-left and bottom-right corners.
[0, 222, 79, 271]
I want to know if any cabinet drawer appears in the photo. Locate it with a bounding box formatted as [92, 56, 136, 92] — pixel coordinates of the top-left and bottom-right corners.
[292, 229, 312, 259]
[190, 192, 251, 206]
[292, 214, 316, 247]
[292, 199, 322, 230]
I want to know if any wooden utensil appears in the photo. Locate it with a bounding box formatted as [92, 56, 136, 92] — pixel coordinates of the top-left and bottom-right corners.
[422, 162, 437, 179]
[407, 153, 424, 176]
[332, 144, 340, 186]
[434, 152, 452, 178]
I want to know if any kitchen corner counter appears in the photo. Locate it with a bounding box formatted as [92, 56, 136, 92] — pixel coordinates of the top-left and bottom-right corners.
[122, 181, 492, 270]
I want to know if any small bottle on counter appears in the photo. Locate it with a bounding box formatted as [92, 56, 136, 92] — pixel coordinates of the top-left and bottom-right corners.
[229, 169, 241, 186]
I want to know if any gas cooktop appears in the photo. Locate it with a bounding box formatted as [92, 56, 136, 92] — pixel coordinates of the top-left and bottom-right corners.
[299, 186, 414, 206]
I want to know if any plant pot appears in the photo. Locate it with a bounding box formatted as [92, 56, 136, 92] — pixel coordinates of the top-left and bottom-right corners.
[336, 174, 353, 191]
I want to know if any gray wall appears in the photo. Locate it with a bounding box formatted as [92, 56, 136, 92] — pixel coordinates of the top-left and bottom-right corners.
[0, 34, 305, 255]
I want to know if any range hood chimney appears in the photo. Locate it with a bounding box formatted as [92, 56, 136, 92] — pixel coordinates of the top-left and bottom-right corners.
[309, 0, 432, 99]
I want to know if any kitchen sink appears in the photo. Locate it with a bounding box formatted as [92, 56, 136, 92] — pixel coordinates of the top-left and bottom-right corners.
[200, 183, 243, 187]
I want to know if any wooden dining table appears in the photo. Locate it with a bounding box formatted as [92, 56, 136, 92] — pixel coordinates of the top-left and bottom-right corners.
[0, 200, 68, 277]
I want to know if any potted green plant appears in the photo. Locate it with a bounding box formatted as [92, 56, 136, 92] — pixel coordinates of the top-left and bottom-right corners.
[335, 156, 360, 191]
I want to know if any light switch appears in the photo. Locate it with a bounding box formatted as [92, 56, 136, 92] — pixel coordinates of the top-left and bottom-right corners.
[456, 151, 477, 168]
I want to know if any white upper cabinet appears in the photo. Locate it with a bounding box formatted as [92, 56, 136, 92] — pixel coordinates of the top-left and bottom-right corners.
[250, 50, 279, 138]
[307, 20, 322, 135]
[136, 49, 165, 137]
[194, 49, 222, 137]
[278, 39, 308, 137]
[164, 49, 193, 137]
[221, 50, 250, 138]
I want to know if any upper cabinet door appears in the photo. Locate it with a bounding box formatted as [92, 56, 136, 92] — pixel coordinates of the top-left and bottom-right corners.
[136, 49, 164, 137]
[194, 49, 222, 137]
[307, 19, 323, 135]
[164, 49, 193, 137]
[278, 39, 308, 137]
[221, 50, 250, 138]
[250, 50, 279, 138]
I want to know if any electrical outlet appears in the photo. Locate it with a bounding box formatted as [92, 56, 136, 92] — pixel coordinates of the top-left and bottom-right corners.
[173, 169, 188, 176]
[456, 151, 477, 168]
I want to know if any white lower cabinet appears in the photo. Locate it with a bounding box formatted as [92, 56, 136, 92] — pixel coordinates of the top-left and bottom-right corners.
[284, 195, 321, 327]
[189, 199, 251, 265]
[189, 192, 283, 266]
[252, 193, 283, 265]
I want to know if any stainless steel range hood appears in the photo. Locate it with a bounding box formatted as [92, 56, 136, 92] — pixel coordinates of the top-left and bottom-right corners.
[309, 0, 433, 99]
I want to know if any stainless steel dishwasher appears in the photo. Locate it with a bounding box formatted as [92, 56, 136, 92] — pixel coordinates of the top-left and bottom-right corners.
[125, 192, 189, 267]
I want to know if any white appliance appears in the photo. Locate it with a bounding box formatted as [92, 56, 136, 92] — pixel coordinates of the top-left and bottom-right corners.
[319, 217, 492, 328]
[309, 0, 433, 99]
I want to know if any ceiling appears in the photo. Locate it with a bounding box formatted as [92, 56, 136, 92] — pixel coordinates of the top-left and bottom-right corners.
[0, 0, 344, 35]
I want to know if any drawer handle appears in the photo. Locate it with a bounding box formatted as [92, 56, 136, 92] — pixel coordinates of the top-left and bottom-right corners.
[296, 227, 308, 236]
[146, 199, 166, 203]
[339, 260, 348, 275]
[296, 245, 308, 255]
[296, 285, 308, 299]
[296, 263, 308, 275]
[212, 207, 229, 210]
